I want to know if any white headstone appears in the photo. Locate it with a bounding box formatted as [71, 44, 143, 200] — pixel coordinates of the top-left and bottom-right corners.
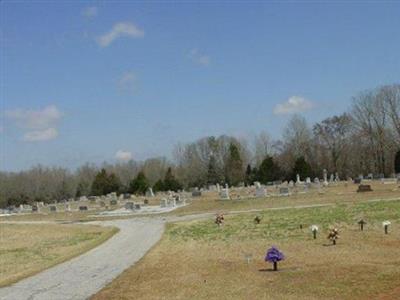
[323, 169, 328, 186]
[220, 186, 230, 200]
[146, 188, 155, 198]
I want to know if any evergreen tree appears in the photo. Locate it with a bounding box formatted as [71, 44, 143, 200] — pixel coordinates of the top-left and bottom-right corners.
[129, 171, 149, 195]
[91, 169, 109, 196]
[292, 157, 313, 180]
[107, 173, 121, 195]
[257, 156, 281, 184]
[207, 155, 221, 184]
[244, 164, 252, 186]
[163, 167, 182, 192]
[153, 179, 165, 192]
[91, 169, 122, 196]
[225, 143, 244, 186]
[395, 150, 400, 174]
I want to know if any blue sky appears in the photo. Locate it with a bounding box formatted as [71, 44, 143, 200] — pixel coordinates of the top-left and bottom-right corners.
[1, 1, 399, 171]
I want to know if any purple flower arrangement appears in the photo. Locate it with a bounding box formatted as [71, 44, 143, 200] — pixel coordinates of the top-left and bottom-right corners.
[265, 246, 284, 271]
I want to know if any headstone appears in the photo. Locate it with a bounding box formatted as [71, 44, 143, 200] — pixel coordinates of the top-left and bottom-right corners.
[354, 178, 362, 184]
[65, 204, 71, 211]
[306, 177, 311, 184]
[330, 174, 334, 183]
[169, 198, 176, 207]
[160, 198, 167, 207]
[323, 169, 328, 186]
[191, 190, 202, 197]
[146, 188, 155, 197]
[79, 206, 88, 211]
[335, 172, 340, 182]
[357, 184, 373, 192]
[279, 187, 290, 196]
[32, 205, 39, 213]
[255, 182, 267, 198]
[135, 204, 141, 210]
[220, 184, 230, 200]
[49, 206, 57, 212]
[125, 202, 135, 210]
[216, 183, 221, 192]
[296, 174, 301, 184]
[288, 180, 294, 188]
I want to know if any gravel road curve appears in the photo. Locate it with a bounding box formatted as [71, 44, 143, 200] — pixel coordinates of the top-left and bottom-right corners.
[0, 218, 164, 300]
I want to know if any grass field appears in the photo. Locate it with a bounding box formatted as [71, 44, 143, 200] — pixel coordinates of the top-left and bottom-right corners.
[0, 223, 118, 287]
[92, 200, 400, 300]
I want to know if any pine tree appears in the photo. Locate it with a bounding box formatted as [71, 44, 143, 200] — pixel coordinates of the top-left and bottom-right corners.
[207, 155, 221, 184]
[292, 157, 313, 180]
[163, 167, 182, 192]
[245, 164, 252, 186]
[91, 169, 122, 196]
[91, 169, 109, 196]
[153, 179, 165, 192]
[395, 150, 400, 174]
[257, 156, 281, 184]
[129, 171, 149, 195]
[225, 143, 244, 186]
[107, 173, 121, 195]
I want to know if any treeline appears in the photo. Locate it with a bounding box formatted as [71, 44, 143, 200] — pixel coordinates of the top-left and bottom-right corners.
[1, 84, 400, 208]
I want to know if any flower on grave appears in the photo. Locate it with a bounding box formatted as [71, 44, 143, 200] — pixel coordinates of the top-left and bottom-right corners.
[265, 246, 284, 271]
[327, 228, 339, 244]
[310, 225, 319, 239]
[265, 246, 284, 263]
[215, 213, 224, 226]
[382, 221, 391, 227]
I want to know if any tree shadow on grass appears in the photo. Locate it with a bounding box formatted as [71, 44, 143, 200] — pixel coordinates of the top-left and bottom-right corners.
[258, 268, 281, 272]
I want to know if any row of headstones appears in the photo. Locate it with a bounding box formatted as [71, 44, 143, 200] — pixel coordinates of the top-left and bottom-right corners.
[160, 195, 186, 208]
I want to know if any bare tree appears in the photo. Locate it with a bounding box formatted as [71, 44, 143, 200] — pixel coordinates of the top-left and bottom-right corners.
[313, 114, 352, 174]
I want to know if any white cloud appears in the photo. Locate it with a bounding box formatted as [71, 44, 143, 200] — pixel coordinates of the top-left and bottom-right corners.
[273, 96, 314, 115]
[5, 105, 62, 142]
[97, 22, 144, 47]
[23, 128, 58, 142]
[115, 150, 133, 162]
[188, 48, 210, 66]
[6, 105, 62, 129]
[117, 71, 138, 94]
[82, 6, 98, 18]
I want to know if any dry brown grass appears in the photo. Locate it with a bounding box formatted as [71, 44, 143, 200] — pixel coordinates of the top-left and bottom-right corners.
[93, 200, 400, 300]
[0, 223, 117, 286]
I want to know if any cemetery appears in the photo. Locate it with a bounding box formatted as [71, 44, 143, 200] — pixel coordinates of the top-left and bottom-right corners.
[1, 175, 400, 300]
[2, 1, 400, 298]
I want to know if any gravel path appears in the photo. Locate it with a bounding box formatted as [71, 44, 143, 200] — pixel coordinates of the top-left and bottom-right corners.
[0, 218, 164, 300]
